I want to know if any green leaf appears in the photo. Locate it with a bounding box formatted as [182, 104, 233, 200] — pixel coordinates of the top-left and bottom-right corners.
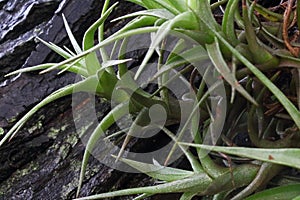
[82, 2, 118, 75]
[134, 11, 198, 79]
[180, 192, 197, 200]
[36, 37, 72, 59]
[198, 0, 220, 31]
[293, 196, 300, 200]
[101, 59, 132, 69]
[276, 50, 300, 69]
[140, 0, 164, 9]
[113, 156, 194, 182]
[254, 2, 283, 22]
[133, 193, 153, 200]
[168, 0, 187, 12]
[180, 143, 300, 170]
[0, 75, 103, 147]
[197, 14, 300, 129]
[142, 0, 181, 15]
[245, 184, 300, 200]
[98, 0, 112, 64]
[126, 0, 144, 7]
[0, 84, 74, 146]
[14, 63, 87, 77]
[77, 101, 129, 197]
[117, 16, 158, 34]
[57, 58, 85, 75]
[62, 14, 82, 54]
[242, 1, 277, 64]
[35, 38, 86, 72]
[83, 2, 117, 50]
[39, 26, 159, 73]
[163, 81, 224, 170]
[206, 37, 257, 105]
[222, 0, 239, 45]
[166, 38, 186, 61]
[203, 164, 259, 195]
[40, 58, 83, 74]
[160, 126, 203, 173]
[75, 173, 212, 199]
[153, 45, 209, 80]
[111, 9, 175, 21]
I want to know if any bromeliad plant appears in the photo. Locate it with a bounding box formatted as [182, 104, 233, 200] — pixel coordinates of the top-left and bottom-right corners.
[2, 0, 300, 199]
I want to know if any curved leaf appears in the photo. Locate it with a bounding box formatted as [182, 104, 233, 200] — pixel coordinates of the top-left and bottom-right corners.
[77, 101, 129, 197]
[76, 173, 212, 199]
[197, 13, 300, 129]
[245, 184, 300, 200]
[114, 156, 194, 182]
[206, 37, 257, 105]
[134, 11, 198, 79]
[180, 143, 300, 170]
[112, 9, 175, 21]
[0, 84, 74, 146]
[62, 14, 82, 54]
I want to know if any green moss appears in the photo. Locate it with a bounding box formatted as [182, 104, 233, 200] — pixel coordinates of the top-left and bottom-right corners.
[0, 128, 4, 135]
[47, 125, 68, 139]
[0, 161, 40, 195]
[65, 133, 79, 147]
[60, 159, 82, 199]
[76, 121, 94, 138]
[27, 121, 43, 134]
[8, 117, 17, 123]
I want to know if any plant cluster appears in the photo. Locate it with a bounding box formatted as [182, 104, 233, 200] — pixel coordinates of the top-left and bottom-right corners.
[1, 0, 300, 199]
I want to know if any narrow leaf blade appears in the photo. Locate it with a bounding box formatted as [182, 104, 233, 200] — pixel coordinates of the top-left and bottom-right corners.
[180, 143, 300, 169]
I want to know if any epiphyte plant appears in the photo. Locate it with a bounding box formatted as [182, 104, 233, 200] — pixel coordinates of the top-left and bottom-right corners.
[1, 0, 300, 199]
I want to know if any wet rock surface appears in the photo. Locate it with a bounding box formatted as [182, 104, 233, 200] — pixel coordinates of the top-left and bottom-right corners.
[0, 0, 141, 128]
[0, 0, 61, 80]
[0, 0, 60, 44]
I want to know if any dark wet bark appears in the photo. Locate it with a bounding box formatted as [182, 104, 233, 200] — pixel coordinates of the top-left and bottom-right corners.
[0, 0, 141, 127]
